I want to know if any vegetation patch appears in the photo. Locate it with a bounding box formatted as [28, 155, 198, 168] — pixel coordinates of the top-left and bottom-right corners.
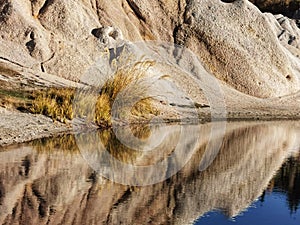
[29, 87, 75, 123]
[0, 61, 159, 127]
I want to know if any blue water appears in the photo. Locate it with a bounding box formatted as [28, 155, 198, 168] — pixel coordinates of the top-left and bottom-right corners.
[195, 192, 300, 225]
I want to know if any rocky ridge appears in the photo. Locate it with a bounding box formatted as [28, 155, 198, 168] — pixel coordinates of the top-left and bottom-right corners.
[0, 0, 299, 97]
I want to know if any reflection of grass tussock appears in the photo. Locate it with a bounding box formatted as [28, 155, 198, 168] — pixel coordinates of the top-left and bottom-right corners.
[26, 61, 159, 127]
[31, 126, 152, 163]
[32, 134, 79, 153]
[99, 129, 140, 163]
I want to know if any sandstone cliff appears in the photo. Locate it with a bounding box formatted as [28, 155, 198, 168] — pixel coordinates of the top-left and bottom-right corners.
[0, 0, 300, 100]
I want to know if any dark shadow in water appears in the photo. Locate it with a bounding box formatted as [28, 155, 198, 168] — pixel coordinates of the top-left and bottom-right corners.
[0, 121, 299, 225]
[272, 155, 300, 214]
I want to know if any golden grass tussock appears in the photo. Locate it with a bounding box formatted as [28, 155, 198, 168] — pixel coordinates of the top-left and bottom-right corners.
[24, 60, 159, 127]
[29, 88, 75, 123]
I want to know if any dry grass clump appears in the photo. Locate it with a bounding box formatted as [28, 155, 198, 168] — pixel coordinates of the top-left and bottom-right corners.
[94, 60, 159, 126]
[130, 98, 159, 119]
[26, 61, 159, 127]
[29, 88, 75, 123]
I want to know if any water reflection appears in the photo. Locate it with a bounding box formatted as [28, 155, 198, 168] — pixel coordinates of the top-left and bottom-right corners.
[196, 155, 300, 225]
[0, 121, 299, 224]
[270, 155, 300, 213]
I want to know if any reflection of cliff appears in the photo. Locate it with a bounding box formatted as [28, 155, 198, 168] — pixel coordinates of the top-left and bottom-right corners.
[0, 122, 299, 225]
[269, 153, 300, 213]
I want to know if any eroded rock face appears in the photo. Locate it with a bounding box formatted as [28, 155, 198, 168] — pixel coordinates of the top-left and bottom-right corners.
[0, 0, 103, 81]
[176, 0, 300, 98]
[0, 0, 299, 98]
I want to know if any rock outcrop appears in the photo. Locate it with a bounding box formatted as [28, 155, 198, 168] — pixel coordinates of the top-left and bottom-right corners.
[0, 0, 299, 99]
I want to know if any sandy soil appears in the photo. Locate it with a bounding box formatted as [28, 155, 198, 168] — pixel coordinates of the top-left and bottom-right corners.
[0, 107, 71, 147]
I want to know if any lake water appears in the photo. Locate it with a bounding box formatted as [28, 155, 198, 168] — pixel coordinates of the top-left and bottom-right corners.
[0, 121, 299, 225]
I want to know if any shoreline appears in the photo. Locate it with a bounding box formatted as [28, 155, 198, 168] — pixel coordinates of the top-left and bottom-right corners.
[1, 106, 299, 148]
